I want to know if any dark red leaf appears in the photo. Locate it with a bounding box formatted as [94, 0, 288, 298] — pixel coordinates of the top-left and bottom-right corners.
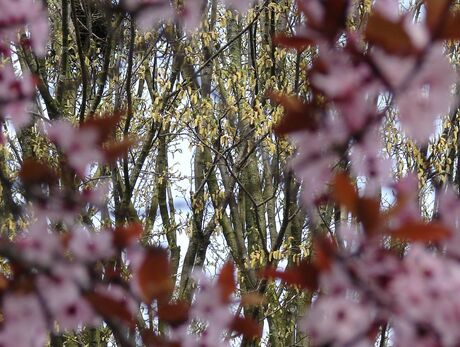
[272, 34, 313, 51]
[331, 173, 358, 214]
[356, 197, 382, 235]
[230, 316, 262, 340]
[19, 159, 58, 185]
[103, 138, 136, 163]
[322, 0, 349, 39]
[85, 292, 135, 327]
[261, 261, 318, 291]
[313, 236, 336, 272]
[389, 221, 451, 243]
[113, 223, 143, 248]
[365, 12, 417, 55]
[424, 0, 451, 32]
[217, 262, 236, 302]
[436, 12, 460, 40]
[81, 112, 123, 143]
[269, 91, 318, 135]
[240, 292, 265, 306]
[137, 247, 174, 303]
[157, 301, 190, 327]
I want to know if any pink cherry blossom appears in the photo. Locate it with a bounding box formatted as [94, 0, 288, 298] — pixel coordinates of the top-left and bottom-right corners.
[301, 296, 375, 347]
[0, 0, 48, 56]
[350, 126, 392, 196]
[0, 64, 35, 128]
[178, 0, 205, 33]
[131, 0, 174, 31]
[69, 227, 115, 262]
[0, 293, 48, 347]
[396, 45, 455, 144]
[16, 220, 60, 266]
[36, 263, 99, 331]
[373, 0, 399, 20]
[170, 270, 234, 347]
[437, 186, 460, 258]
[43, 120, 104, 177]
[297, 0, 324, 25]
[311, 47, 370, 100]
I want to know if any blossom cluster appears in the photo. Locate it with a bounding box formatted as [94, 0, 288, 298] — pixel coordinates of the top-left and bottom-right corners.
[274, 0, 457, 206]
[266, 1, 460, 346]
[1, 118, 260, 346]
[0, 0, 264, 345]
[0, 0, 48, 137]
[288, 180, 460, 347]
[3, 0, 460, 345]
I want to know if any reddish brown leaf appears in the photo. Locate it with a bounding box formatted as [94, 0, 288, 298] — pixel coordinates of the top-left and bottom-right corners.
[137, 247, 174, 303]
[424, 0, 451, 31]
[272, 34, 313, 51]
[313, 236, 336, 272]
[81, 112, 123, 143]
[19, 159, 58, 185]
[423, 0, 460, 40]
[103, 138, 136, 163]
[298, 0, 348, 39]
[157, 301, 190, 327]
[365, 12, 417, 55]
[240, 292, 265, 307]
[269, 91, 318, 135]
[217, 262, 236, 302]
[103, 264, 121, 281]
[230, 316, 262, 340]
[322, 0, 349, 39]
[113, 223, 143, 248]
[85, 292, 134, 327]
[0, 273, 9, 293]
[261, 261, 318, 291]
[390, 221, 451, 243]
[436, 12, 460, 40]
[331, 173, 358, 214]
[356, 197, 382, 235]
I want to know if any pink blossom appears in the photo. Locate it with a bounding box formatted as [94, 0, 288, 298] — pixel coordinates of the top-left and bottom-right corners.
[170, 270, 234, 347]
[0, 64, 35, 128]
[373, 0, 399, 20]
[0, 0, 48, 56]
[297, 0, 324, 25]
[190, 270, 233, 327]
[301, 296, 375, 347]
[43, 120, 104, 177]
[396, 45, 455, 144]
[0, 293, 47, 347]
[133, 1, 174, 31]
[389, 246, 460, 346]
[372, 49, 414, 88]
[69, 227, 115, 262]
[178, 0, 205, 34]
[16, 220, 60, 266]
[289, 131, 339, 206]
[311, 48, 370, 100]
[37, 264, 99, 331]
[350, 126, 392, 195]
